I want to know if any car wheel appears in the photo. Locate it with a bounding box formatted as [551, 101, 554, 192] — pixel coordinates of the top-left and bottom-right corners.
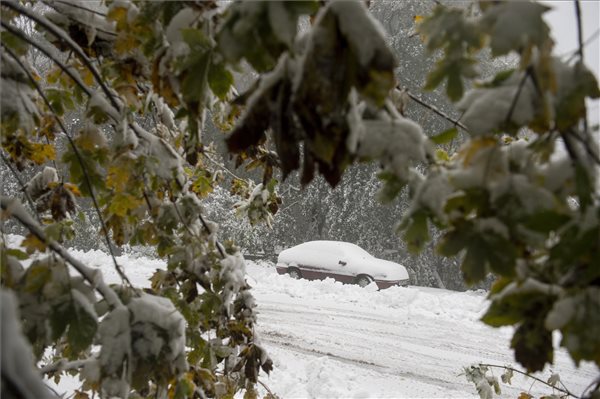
[288, 267, 301, 279]
[356, 275, 373, 288]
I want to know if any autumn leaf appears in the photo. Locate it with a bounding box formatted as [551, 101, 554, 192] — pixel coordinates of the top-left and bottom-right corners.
[21, 233, 47, 254]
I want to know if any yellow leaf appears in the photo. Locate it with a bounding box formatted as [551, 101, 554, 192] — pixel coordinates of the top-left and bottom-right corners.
[435, 148, 450, 162]
[115, 84, 141, 109]
[73, 390, 89, 399]
[106, 165, 130, 192]
[414, 15, 424, 23]
[21, 233, 47, 254]
[114, 35, 137, 55]
[107, 6, 128, 30]
[108, 193, 142, 217]
[80, 68, 94, 86]
[46, 66, 62, 85]
[64, 183, 82, 197]
[29, 143, 56, 164]
[458, 137, 496, 166]
[518, 393, 533, 399]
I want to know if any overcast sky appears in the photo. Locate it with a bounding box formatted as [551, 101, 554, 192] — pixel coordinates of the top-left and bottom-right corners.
[543, 0, 600, 123]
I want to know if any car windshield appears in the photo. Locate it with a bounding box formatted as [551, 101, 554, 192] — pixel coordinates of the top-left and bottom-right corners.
[340, 243, 374, 258]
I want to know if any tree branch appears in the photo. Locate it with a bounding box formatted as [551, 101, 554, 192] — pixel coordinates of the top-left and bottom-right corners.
[404, 89, 469, 132]
[0, 197, 124, 310]
[49, 0, 108, 17]
[7, 0, 229, 263]
[477, 364, 576, 398]
[40, 0, 116, 38]
[0, 21, 92, 97]
[0, 152, 42, 224]
[40, 358, 92, 374]
[504, 67, 531, 127]
[3, 0, 121, 111]
[2, 43, 132, 288]
[574, 0, 589, 135]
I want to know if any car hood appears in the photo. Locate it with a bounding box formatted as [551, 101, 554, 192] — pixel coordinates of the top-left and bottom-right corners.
[365, 258, 409, 281]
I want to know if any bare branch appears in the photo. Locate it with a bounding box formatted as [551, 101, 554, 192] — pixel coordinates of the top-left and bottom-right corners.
[404, 89, 469, 132]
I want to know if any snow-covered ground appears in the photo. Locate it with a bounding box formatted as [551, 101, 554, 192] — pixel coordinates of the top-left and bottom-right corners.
[6, 235, 597, 398]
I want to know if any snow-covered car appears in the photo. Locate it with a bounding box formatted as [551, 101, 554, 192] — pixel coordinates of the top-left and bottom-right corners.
[276, 241, 409, 289]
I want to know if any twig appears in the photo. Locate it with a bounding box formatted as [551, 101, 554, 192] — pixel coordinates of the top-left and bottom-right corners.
[478, 363, 576, 398]
[2, 44, 132, 288]
[574, 0, 589, 135]
[41, 0, 116, 38]
[0, 197, 124, 310]
[51, 0, 108, 17]
[0, 22, 92, 98]
[257, 378, 277, 398]
[40, 359, 92, 374]
[404, 89, 469, 132]
[568, 128, 600, 166]
[564, 27, 600, 63]
[203, 152, 244, 182]
[3, 0, 121, 111]
[504, 68, 531, 127]
[0, 153, 42, 224]
[8, 0, 229, 263]
[581, 375, 600, 398]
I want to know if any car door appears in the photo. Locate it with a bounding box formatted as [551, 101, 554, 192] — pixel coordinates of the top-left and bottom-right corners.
[287, 242, 329, 280]
[309, 243, 354, 284]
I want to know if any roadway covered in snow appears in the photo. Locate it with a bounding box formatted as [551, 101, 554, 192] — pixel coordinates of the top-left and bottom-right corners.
[6, 237, 592, 398]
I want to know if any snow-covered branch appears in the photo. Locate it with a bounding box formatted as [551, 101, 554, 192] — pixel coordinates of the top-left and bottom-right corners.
[0, 197, 124, 310]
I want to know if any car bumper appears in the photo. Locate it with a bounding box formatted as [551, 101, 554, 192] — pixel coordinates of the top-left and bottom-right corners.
[374, 279, 409, 289]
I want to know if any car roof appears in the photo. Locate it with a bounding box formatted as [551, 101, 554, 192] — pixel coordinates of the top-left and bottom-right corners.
[290, 241, 372, 256]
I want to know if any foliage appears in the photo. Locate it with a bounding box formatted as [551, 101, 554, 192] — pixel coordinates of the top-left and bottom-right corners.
[463, 364, 576, 399]
[1, 0, 599, 398]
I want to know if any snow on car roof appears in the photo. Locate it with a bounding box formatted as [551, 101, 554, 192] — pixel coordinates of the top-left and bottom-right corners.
[289, 241, 374, 258]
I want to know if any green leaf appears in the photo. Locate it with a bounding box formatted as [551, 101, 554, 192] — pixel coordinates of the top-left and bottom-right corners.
[181, 52, 210, 104]
[180, 28, 212, 52]
[400, 210, 429, 253]
[461, 241, 488, 285]
[446, 69, 463, 102]
[50, 299, 73, 340]
[437, 227, 470, 257]
[424, 63, 447, 92]
[208, 62, 234, 100]
[550, 288, 600, 365]
[24, 261, 52, 293]
[377, 171, 406, 203]
[481, 232, 516, 278]
[555, 62, 600, 131]
[478, 69, 515, 88]
[511, 316, 553, 372]
[0, 30, 29, 56]
[67, 291, 98, 354]
[5, 248, 28, 260]
[574, 163, 592, 210]
[523, 210, 570, 233]
[430, 127, 458, 145]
